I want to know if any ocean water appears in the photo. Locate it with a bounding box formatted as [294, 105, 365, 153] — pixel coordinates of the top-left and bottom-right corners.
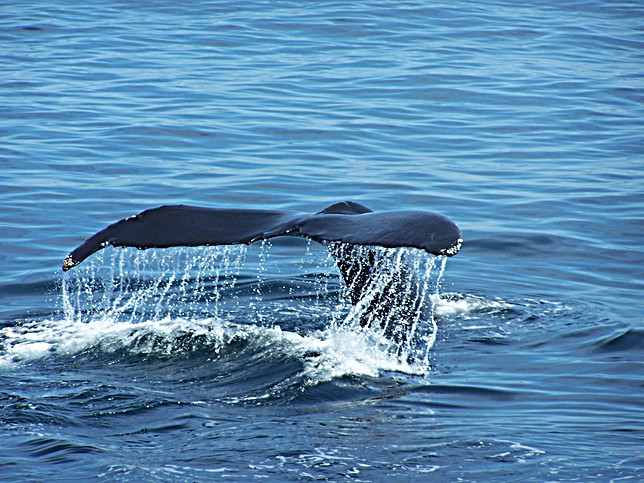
[1, 1, 643, 481]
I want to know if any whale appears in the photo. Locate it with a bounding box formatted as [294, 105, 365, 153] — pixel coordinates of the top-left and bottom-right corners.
[62, 201, 462, 342]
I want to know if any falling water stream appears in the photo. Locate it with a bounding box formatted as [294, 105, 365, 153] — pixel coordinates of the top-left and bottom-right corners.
[2, 243, 449, 378]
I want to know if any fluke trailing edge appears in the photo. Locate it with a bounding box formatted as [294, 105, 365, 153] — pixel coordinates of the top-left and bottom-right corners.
[62, 201, 462, 272]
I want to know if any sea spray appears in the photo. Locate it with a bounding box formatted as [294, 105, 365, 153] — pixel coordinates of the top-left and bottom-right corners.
[330, 245, 446, 364]
[59, 244, 448, 363]
[3, 244, 451, 374]
[61, 246, 248, 324]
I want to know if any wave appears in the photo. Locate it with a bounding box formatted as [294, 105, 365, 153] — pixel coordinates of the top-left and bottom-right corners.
[0, 314, 415, 380]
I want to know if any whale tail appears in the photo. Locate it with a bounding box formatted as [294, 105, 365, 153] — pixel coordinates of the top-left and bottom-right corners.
[62, 201, 462, 272]
[62, 201, 460, 348]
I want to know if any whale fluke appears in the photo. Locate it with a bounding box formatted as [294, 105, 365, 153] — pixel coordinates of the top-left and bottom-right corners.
[62, 201, 462, 346]
[62, 202, 462, 272]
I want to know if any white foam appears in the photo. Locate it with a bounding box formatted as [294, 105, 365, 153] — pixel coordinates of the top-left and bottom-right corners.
[0, 310, 430, 381]
[433, 293, 515, 318]
[282, 325, 427, 381]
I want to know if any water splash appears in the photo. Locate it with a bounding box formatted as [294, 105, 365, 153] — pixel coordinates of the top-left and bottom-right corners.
[329, 245, 447, 365]
[61, 246, 248, 324]
[2, 244, 450, 377]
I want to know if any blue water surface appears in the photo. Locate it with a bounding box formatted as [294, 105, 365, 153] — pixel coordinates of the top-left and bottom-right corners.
[1, 1, 643, 481]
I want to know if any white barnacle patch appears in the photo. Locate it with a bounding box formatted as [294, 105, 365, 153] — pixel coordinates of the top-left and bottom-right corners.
[443, 238, 463, 256]
[62, 254, 76, 271]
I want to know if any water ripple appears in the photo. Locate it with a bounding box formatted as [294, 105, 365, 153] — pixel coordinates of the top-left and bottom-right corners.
[1, 0, 643, 480]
